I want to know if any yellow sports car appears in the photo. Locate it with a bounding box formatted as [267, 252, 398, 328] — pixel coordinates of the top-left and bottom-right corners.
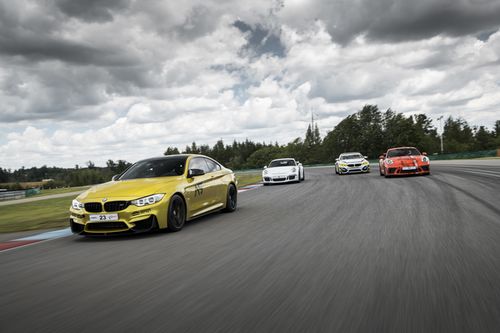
[69, 154, 238, 235]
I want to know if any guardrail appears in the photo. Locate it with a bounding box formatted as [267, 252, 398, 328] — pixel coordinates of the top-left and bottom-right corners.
[429, 149, 497, 160]
[0, 190, 26, 201]
[0, 187, 41, 201]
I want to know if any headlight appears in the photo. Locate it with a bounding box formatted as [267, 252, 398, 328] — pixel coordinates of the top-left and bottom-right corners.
[421, 156, 429, 163]
[362, 160, 369, 165]
[263, 169, 268, 175]
[72, 199, 84, 210]
[291, 167, 296, 172]
[339, 163, 347, 167]
[130, 194, 165, 207]
[385, 159, 394, 165]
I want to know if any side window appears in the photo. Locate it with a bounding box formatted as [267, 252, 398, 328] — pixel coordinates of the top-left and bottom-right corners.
[189, 158, 209, 173]
[204, 158, 221, 173]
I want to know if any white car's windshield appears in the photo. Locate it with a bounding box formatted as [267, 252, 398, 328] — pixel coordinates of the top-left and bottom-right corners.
[269, 160, 296, 167]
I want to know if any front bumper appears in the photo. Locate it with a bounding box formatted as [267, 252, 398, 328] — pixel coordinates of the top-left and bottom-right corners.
[262, 174, 298, 184]
[385, 164, 430, 176]
[69, 199, 168, 235]
[338, 165, 370, 174]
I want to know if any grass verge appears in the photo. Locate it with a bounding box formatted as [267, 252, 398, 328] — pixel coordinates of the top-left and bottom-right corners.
[33, 186, 91, 197]
[236, 173, 261, 187]
[0, 173, 262, 233]
[0, 197, 73, 233]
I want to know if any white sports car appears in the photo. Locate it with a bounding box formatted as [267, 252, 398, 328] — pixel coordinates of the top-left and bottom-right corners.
[335, 152, 370, 175]
[262, 158, 305, 185]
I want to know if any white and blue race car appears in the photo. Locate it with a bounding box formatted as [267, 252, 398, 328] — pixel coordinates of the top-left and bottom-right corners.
[335, 152, 370, 175]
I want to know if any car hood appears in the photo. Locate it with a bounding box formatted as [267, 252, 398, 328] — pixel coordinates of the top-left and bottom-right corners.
[265, 166, 296, 174]
[339, 158, 365, 164]
[77, 177, 182, 200]
[389, 156, 422, 164]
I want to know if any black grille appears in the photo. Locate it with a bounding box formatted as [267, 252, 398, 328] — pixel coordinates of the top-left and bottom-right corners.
[86, 222, 128, 231]
[421, 165, 429, 171]
[104, 201, 129, 212]
[348, 163, 361, 167]
[84, 202, 102, 213]
[388, 168, 397, 174]
[132, 216, 156, 232]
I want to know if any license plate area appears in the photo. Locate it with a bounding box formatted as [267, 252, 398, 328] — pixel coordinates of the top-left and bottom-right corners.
[89, 214, 119, 222]
[402, 167, 417, 171]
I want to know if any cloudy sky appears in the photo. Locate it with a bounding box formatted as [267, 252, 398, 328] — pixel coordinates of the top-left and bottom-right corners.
[1, 0, 500, 169]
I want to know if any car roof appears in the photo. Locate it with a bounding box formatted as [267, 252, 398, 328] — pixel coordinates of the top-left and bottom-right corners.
[270, 158, 295, 161]
[340, 152, 362, 155]
[387, 147, 418, 150]
[136, 154, 213, 163]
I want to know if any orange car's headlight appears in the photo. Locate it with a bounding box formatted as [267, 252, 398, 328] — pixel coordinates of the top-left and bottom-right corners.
[421, 156, 430, 163]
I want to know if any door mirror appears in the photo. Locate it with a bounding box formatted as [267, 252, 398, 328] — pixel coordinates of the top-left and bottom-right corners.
[364, 156, 368, 159]
[111, 174, 120, 181]
[335, 158, 339, 162]
[263, 166, 267, 169]
[422, 152, 427, 156]
[187, 169, 205, 178]
[378, 155, 385, 160]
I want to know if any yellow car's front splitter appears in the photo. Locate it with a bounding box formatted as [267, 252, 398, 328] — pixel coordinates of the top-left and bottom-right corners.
[69, 201, 168, 235]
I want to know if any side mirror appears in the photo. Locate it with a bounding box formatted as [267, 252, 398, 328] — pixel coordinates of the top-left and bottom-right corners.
[364, 156, 368, 159]
[422, 152, 427, 156]
[335, 158, 339, 162]
[378, 155, 385, 160]
[112, 175, 120, 181]
[263, 166, 267, 169]
[187, 169, 205, 178]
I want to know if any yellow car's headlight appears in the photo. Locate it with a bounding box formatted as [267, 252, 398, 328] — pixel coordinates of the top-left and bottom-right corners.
[131, 194, 165, 207]
[339, 163, 347, 167]
[362, 160, 369, 165]
[72, 199, 84, 210]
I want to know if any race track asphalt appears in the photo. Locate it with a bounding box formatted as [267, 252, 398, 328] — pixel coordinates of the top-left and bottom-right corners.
[1, 161, 500, 332]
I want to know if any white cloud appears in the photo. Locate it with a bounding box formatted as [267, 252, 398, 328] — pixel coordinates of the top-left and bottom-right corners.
[1, 1, 500, 169]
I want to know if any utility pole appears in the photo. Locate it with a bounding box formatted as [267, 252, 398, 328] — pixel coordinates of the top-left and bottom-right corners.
[437, 116, 444, 154]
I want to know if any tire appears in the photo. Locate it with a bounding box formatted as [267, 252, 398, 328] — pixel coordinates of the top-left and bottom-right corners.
[167, 194, 186, 232]
[379, 165, 384, 176]
[223, 183, 237, 212]
[384, 167, 390, 178]
[300, 169, 305, 181]
[335, 166, 339, 175]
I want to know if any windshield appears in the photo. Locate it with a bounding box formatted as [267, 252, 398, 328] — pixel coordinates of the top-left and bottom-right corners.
[341, 154, 363, 160]
[269, 160, 296, 167]
[119, 156, 187, 180]
[387, 148, 421, 158]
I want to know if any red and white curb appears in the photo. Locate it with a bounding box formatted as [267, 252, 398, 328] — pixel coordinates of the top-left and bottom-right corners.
[1, 184, 262, 253]
[238, 183, 263, 193]
[0, 228, 73, 252]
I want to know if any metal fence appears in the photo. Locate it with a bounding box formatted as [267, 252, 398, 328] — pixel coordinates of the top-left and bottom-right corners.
[429, 149, 497, 160]
[0, 187, 41, 201]
[0, 190, 26, 201]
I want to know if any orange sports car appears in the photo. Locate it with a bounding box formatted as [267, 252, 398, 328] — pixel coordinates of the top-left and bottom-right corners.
[378, 147, 430, 177]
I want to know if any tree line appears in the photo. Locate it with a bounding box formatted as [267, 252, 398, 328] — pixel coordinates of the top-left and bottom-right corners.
[1, 105, 499, 188]
[164, 105, 499, 169]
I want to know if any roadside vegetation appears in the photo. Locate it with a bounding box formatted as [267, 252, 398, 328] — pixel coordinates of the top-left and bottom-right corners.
[1, 105, 499, 191]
